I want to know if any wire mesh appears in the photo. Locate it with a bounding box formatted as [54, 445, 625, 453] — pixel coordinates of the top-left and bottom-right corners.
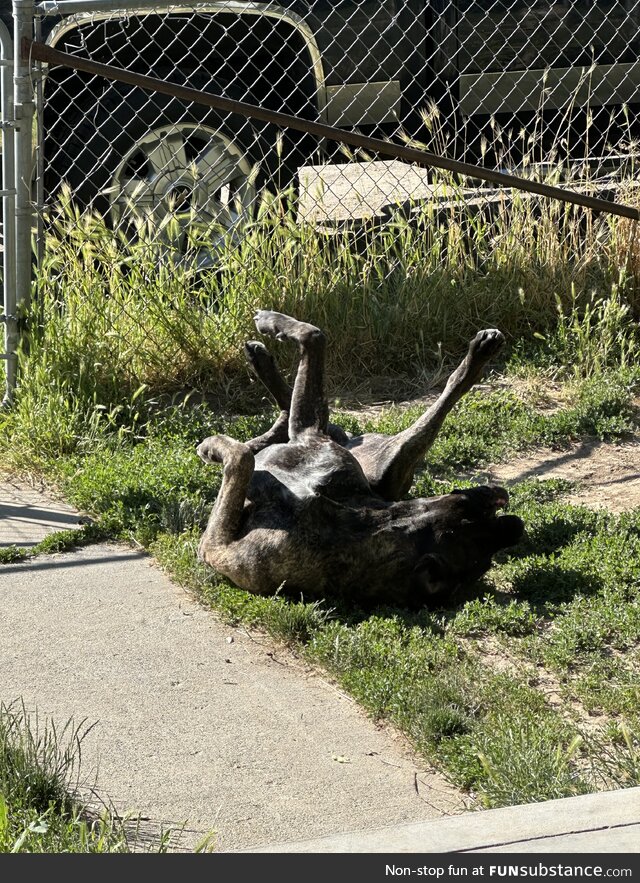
[34, 0, 640, 257]
[21, 0, 640, 396]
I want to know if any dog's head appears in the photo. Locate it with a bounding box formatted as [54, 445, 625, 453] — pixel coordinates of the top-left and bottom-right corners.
[410, 485, 524, 603]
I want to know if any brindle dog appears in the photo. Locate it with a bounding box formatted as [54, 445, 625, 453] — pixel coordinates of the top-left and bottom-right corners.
[197, 311, 524, 607]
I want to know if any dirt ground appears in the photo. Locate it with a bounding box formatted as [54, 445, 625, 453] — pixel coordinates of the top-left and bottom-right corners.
[472, 435, 640, 513]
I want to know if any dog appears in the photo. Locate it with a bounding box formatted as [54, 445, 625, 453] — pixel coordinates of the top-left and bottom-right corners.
[197, 311, 524, 607]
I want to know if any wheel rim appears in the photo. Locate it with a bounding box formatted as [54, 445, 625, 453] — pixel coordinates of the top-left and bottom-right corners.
[107, 123, 256, 266]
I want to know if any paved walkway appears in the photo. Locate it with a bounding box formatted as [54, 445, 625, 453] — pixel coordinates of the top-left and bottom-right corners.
[0, 480, 462, 851]
[0, 476, 81, 547]
[2, 478, 638, 853]
[249, 787, 640, 853]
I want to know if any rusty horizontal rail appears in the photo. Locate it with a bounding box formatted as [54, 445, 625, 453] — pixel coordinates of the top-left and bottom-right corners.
[24, 37, 640, 222]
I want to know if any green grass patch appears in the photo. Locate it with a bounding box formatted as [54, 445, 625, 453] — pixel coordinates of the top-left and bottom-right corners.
[0, 701, 131, 852]
[0, 523, 111, 565]
[0, 546, 29, 564]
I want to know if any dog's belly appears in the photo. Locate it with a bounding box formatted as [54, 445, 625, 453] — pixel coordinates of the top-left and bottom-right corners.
[254, 438, 373, 501]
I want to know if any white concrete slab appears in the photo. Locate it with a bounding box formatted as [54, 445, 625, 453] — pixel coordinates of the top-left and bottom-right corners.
[248, 787, 640, 853]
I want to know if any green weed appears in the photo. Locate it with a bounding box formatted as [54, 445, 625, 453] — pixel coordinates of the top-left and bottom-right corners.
[0, 523, 110, 565]
[0, 700, 182, 853]
[0, 546, 28, 564]
[586, 723, 640, 790]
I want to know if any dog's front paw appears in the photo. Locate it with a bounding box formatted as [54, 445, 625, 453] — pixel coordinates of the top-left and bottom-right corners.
[468, 328, 504, 363]
[197, 437, 223, 464]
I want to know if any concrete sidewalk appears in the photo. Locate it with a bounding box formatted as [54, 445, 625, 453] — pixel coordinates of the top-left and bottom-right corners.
[248, 787, 640, 852]
[0, 476, 82, 547]
[0, 479, 462, 851]
[1, 478, 638, 853]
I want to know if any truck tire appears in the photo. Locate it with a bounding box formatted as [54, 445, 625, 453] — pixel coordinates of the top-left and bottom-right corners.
[46, 80, 291, 266]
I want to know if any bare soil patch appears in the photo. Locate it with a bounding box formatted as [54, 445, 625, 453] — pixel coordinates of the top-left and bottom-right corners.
[473, 434, 640, 513]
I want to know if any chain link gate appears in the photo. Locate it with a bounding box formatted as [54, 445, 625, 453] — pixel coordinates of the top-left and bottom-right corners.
[4, 0, 640, 401]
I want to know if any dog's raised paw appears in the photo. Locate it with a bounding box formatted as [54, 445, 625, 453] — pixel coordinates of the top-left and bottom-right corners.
[468, 328, 505, 362]
[244, 340, 274, 371]
[254, 310, 322, 344]
[197, 438, 222, 464]
[254, 310, 287, 339]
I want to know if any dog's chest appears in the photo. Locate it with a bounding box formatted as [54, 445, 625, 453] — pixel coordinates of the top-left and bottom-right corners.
[254, 439, 371, 501]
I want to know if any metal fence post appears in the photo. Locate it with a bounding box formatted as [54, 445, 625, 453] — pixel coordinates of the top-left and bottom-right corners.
[0, 19, 16, 406]
[13, 0, 34, 342]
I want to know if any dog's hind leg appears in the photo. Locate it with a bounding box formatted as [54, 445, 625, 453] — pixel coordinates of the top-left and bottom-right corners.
[197, 435, 254, 559]
[245, 340, 292, 411]
[242, 340, 290, 453]
[244, 338, 350, 448]
[347, 329, 505, 500]
[254, 310, 329, 441]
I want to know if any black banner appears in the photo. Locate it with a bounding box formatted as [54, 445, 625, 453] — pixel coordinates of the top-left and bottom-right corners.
[2, 852, 640, 881]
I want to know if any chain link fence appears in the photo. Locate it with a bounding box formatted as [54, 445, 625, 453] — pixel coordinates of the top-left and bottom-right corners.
[31, 0, 640, 254]
[3, 0, 640, 403]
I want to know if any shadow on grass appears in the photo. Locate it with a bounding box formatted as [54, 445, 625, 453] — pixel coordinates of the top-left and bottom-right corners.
[509, 563, 603, 610]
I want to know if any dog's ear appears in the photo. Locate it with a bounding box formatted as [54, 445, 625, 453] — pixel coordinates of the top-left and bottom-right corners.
[490, 515, 525, 550]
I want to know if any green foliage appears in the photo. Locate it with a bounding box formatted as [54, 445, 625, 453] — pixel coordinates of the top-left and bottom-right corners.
[4, 179, 639, 469]
[0, 700, 127, 853]
[570, 657, 640, 717]
[0, 546, 28, 564]
[585, 723, 640, 790]
[0, 701, 84, 812]
[34, 185, 632, 404]
[529, 280, 640, 380]
[447, 716, 589, 807]
[448, 597, 538, 638]
[58, 440, 223, 540]
[0, 524, 110, 565]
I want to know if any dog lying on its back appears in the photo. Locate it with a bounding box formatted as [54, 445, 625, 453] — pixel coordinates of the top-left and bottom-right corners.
[197, 311, 524, 607]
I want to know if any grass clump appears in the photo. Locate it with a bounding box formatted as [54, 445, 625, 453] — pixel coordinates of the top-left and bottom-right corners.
[0, 523, 110, 566]
[449, 715, 589, 807]
[0, 700, 132, 853]
[0, 546, 28, 564]
[447, 597, 538, 638]
[510, 277, 640, 382]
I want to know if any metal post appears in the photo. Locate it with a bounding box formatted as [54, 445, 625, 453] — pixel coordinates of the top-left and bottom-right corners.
[0, 19, 16, 406]
[13, 0, 34, 337]
[34, 13, 43, 268]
